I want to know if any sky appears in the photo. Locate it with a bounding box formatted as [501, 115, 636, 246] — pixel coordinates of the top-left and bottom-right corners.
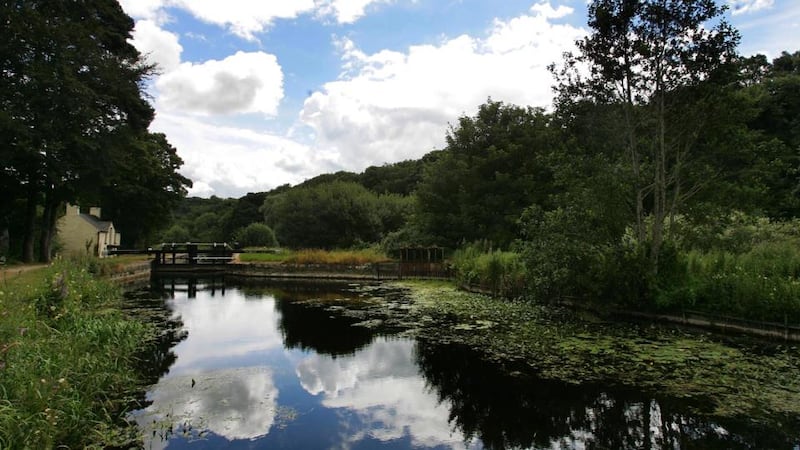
[116, 0, 800, 199]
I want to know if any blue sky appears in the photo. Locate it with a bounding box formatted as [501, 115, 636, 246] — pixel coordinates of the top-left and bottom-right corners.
[117, 0, 800, 198]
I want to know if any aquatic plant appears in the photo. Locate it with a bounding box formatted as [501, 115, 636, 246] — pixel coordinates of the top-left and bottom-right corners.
[395, 280, 800, 434]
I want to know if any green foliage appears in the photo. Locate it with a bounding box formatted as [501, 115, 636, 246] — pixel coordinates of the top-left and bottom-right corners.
[1, 0, 189, 261]
[415, 100, 559, 248]
[222, 192, 268, 238]
[233, 223, 278, 248]
[655, 218, 800, 323]
[160, 224, 191, 243]
[263, 181, 395, 249]
[451, 242, 525, 298]
[0, 259, 151, 447]
[98, 133, 191, 247]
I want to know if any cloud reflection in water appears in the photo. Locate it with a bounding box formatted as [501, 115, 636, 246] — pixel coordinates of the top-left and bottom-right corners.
[137, 286, 284, 446]
[297, 337, 478, 449]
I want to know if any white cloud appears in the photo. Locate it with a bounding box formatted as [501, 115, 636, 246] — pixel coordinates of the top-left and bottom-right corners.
[728, 0, 775, 15]
[117, 0, 169, 23]
[170, 0, 316, 40]
[151, 113, 326, 197]
[315, 0, 391, 24]
[300, 2, 585, 172]
[130, 20, 183, 72]
[118, 0, 316, 40]
[156, 51, 284, 116]
[530, 1, 574, 19]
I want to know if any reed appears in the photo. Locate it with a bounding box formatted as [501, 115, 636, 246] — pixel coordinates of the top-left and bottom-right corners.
[286, 248, 391, 265]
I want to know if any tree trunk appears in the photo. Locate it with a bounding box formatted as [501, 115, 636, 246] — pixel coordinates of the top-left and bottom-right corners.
[38, 193, 58, 263]
[650, 91, 667, 276]
[22, 185, 37, 263]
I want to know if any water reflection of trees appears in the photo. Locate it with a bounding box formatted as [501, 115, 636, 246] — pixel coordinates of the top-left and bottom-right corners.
[273, 294, 376, 357]
[415, 340, 787, 450]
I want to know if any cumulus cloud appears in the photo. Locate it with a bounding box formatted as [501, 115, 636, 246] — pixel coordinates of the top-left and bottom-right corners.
[130, 20, 182, 72]
[315, 0, 392, 24]
[151, 113, 326, 197]
[119, 0, 317, 39]
[156, 51, 284, 116]
[117, 0, 169, 23]
[728, 0, 775, 15]
[300, 1, 585, 172]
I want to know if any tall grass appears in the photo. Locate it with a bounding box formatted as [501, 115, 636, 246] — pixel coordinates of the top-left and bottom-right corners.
[240, 248, 391, 265]
[656, 228, 800, 324]
[451, 243, 526, 298]
[0, 258, 151, 448]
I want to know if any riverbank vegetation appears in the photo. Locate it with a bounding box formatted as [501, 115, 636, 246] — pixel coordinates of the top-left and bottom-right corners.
[0, 259, 151, 447]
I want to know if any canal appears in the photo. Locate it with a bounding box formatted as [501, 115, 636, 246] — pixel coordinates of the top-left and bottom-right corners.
[128, 278, 799, 449]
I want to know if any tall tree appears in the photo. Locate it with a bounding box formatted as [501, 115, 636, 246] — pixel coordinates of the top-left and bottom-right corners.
[1, 1, 187, 260]
[98, 132, 191, 246]
[553, 0, 739, 272]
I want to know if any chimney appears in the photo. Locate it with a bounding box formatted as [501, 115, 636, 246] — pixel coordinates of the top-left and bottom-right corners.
[89, 207, 101, 218]
[66, 204, 80, 216]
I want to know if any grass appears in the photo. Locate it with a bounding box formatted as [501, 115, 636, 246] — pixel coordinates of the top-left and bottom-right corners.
[239, 248, 391, 265]
[0, 258, 152, 448]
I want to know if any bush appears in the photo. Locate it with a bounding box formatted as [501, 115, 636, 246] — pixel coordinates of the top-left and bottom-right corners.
[160, 224, 190, 243]
[234, 223, 278, 248]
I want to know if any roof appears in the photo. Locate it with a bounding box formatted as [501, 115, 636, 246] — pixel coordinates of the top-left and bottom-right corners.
[79, 214, 114, 232]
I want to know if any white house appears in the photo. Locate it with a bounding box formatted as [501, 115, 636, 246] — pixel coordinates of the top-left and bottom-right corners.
[57, 204, 121, 257]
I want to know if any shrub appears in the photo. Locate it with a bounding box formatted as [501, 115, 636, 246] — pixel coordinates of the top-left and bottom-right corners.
[160, 224, 190, 243]
[234, 223, 278, 248]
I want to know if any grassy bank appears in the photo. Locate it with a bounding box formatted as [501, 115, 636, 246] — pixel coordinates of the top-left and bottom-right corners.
[0, 259, 152, 448]
[239, 248, 391, 265]
[397, 280, 800, 429]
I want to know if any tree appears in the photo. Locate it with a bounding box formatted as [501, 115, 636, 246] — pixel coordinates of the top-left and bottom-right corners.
[98, 133, 191, 246]
[415, 100, 558, 248]
[263, 181, 382, 249]
[222, 192, 268, 239]
[233, 223, 278, 248]
[553, 0, 740, 273]
[0, 1, 186, 261]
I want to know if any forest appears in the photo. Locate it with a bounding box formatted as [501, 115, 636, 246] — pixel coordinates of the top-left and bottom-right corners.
[3, 1, 799, 322]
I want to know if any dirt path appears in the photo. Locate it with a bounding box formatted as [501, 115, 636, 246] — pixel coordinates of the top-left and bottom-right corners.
[0, 264, 48, 279]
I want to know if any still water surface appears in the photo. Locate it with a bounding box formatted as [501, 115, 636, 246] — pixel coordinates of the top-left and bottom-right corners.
[130, 278, 792, 449]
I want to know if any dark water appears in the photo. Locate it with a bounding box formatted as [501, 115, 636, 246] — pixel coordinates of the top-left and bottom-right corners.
[129, 278, 797, 450]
